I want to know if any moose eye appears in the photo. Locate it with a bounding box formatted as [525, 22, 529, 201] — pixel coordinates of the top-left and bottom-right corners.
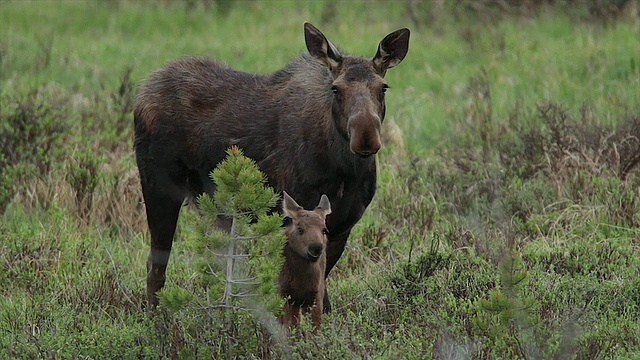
[331, 85, 339, 95]
[381, 84, 389, 94]
[322, 228, 329, 235]
[298, 228, 304, 236]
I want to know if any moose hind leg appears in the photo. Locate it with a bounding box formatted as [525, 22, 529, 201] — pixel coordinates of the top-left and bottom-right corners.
[144, 192, 182, 307]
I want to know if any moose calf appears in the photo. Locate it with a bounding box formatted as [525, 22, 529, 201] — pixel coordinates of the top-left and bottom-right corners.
[278, 192, 331, 334]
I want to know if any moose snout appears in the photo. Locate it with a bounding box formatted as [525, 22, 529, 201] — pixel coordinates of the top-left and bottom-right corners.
[348, 114, 382, 157]
[306, 244, 324, 262]
[357, 149, 375, 158]
[350, 132, 381, 157]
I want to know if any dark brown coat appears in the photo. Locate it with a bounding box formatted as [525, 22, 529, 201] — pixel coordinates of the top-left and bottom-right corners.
[134, 22, 410, 308]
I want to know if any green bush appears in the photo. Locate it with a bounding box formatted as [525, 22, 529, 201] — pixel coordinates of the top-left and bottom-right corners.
[0, 89, 70, 213]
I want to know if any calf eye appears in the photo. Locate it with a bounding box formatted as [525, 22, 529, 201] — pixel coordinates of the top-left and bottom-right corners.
[322, 228, 329, 235]
[331, 85, 339, 95]
[298, 228, 304, 236]
[381, 84, 389, 94]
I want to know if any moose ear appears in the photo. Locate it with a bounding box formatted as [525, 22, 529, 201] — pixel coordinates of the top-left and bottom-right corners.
[315, 194, 332, 218]
[372, 28, 410, 76]
[282, 191, 303, 219]
[304, 22, 342, 69]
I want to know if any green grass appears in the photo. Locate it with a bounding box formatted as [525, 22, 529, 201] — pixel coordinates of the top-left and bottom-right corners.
[1, 0, 640, 358]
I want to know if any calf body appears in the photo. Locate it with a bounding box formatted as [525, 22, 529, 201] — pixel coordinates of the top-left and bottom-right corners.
[278, 192, 331, 333]
[134, 22, 410, 308]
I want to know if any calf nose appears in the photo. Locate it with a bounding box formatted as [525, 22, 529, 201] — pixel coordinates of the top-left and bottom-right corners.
[306, 244, 324, 262]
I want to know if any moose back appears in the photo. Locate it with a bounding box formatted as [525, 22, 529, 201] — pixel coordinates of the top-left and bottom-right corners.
[134, 22, 410, 308]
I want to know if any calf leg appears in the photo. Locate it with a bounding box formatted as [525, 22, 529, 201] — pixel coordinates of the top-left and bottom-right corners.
[290, 304, 302, 329]
[281, 301, 304, 337]
[311, 293, 323, 334]
[143, 192, 182, 307]
[281, 301, 292, 327]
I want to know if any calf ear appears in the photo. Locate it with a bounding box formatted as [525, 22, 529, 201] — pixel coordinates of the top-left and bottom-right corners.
[315, 194, 332, 218]
[304, 22, 342, 69]
[372, 28, 410, 76]
[282, 191, 303, 219]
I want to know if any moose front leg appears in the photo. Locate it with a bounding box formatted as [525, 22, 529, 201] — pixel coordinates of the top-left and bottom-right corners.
[323, 229, 351, 313]
[281, 301, 303, 334]
[311, 293, 324, 334]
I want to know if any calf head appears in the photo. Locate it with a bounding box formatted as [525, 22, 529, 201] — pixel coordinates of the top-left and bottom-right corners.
[282, 192, 331, 262]
[304, 22, 410, 157]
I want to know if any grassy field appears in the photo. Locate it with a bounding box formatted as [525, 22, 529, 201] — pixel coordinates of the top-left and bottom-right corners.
[1, 0, 640, 358]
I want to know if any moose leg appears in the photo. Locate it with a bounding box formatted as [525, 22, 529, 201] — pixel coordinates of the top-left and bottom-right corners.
[290, 305, 302, 329]
[282, 301, 304, 337]
[323, 229, 351, 313]
[311, 295, 323, 334]
[281, 301, 293, 328]
[281, 302, 303, 329]
[292, 305, 305, 338]
[143, 192, 182, 308]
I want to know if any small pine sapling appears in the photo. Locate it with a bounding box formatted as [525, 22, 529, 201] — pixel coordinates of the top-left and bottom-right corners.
[190, 146, 286, 314]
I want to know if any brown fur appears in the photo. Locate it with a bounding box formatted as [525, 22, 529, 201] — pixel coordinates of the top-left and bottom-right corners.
[134, 22, 410, 308]
[278, 192, 331, 334]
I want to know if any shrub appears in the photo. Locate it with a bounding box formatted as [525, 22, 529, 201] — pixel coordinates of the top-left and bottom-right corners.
[0, 89, 70, 214]
[65, 146, 104, 222]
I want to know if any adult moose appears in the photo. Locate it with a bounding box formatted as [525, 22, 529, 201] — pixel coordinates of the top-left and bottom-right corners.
[134, 22, 410, 308]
